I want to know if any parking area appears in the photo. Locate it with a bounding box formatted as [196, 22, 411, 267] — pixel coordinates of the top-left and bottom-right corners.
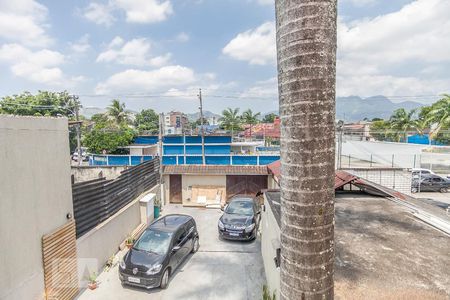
[76, 204, 266, 300]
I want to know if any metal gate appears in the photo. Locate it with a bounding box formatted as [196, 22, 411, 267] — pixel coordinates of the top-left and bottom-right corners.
[42, 220, 79, 300]
[226, 175, 268, 201]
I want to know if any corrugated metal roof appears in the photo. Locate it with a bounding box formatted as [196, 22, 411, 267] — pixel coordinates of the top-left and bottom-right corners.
[163, 165, 269, 175]
[335, 170, 358, 189]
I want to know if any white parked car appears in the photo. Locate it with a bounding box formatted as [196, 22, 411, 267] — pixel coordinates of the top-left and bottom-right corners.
[411, 168, 450, 181]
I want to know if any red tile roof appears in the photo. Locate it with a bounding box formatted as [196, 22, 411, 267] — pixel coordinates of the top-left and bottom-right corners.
[163, 165, 269, 175]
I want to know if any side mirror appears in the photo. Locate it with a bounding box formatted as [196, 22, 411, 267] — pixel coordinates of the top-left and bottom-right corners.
[172, 245, 181, 252]
[256, 210, 261, 215]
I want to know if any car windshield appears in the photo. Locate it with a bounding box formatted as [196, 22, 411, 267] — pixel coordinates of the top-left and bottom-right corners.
[133, 230, 172, 255]
[225, 200, 254, 216]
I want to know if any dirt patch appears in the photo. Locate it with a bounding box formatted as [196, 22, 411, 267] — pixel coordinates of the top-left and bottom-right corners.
[336, 281, 449, 300]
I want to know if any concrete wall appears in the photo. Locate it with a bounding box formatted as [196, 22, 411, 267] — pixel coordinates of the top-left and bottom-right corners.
[71, 165, 127, 183]
[0, 115, 74, 300]
[181, 175, 226, 202]
[76, 184, 160, 282]
[76, 198, 141, 280]
[261, 196, 281, 300]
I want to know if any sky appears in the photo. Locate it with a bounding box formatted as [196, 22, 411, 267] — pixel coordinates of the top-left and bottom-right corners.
[0, 0, 449, 114]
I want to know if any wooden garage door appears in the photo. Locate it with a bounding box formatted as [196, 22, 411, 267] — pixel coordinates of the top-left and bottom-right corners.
[226, 175, 268, 201]
[42, 220, 78, 300]
[169, 174, 182, 203]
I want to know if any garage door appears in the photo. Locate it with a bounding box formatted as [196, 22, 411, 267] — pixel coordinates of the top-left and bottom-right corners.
[226, 175, 268, 201]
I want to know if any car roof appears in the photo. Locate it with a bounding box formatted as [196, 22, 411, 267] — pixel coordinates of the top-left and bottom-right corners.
[149, 214, 192, 232]
[229, 195, 255, 202]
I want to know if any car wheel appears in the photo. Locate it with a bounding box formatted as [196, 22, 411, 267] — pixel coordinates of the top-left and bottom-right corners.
[160, 268, 170, 289]
[191, 237, 200, 253]
[411, 187, 418, 193]
[440, 187, 448, 193]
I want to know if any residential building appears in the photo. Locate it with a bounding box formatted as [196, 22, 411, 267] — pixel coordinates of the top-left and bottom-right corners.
[163, 111, 189, 135]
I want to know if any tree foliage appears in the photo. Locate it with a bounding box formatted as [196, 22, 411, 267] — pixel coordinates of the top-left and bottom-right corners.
[0, 91, 79, 118]
[107, 99, 131, 125]
[262, 113, 278, 123]
[219, 108, 242, 134]
[83, 118, 135, 154]
[135, 109, 159, 133]
[370, 95, 450, 145]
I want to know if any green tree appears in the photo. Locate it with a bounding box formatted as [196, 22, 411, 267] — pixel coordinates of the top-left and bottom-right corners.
[426, 94, 450, 142]
[242, 109, 261, 138]
[389, 108, 417, 142]
[107, 99, 130, 125]
[0, 91, 80, 117]
[276, 0, 337, 299]
[83, 118, 135, 154]
[262, 113, 278, 123]
[135, 109, 159, 133]
[219, 108, 242, 138]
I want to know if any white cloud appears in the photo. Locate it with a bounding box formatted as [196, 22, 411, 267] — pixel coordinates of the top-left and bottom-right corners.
[114, 0, 173, 23]
[0, 0, 52, 47]
[337, 0, 450, 97]
[342, 0, 376, 7]
[70, 34, 91, 53]
[82, 2, 115, 26]
[82, 0, 173, 26]
[96, 37, 171, 67]
[95, 65, 196, 94]
[240, 77, 278, 98]
[175, 32, 190, 43]
[222, 22, 276, 65]
[0, 43, 82, 86]
[254, 0, 273, 5]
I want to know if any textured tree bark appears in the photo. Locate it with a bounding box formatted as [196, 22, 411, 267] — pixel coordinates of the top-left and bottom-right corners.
[275, 0, 337, 299]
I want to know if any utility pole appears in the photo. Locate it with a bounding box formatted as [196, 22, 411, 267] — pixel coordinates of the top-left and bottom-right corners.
[73, 95, 82, 167]
[198, 88, 205, 165]
[158, 113, 164, 203]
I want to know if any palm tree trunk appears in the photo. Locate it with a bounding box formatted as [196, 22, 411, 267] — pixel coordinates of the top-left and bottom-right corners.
[275, 0, 337, 299]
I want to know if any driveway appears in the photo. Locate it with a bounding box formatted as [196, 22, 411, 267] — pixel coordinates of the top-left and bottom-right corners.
[76, 204, 266, 300]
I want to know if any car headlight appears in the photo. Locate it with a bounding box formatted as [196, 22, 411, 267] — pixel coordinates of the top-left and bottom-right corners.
[146, 264, 162, 275]
[218, 219, 225, 230]
[119, 257, 126, 269]
[244, 223, 255, 233]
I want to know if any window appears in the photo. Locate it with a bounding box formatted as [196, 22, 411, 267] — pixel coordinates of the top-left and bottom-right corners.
[176, 227, 187, 244]
[432, 177, 442, 182]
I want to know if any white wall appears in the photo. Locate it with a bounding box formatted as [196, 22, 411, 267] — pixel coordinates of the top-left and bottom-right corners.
[71, 165, 127, 182]
[261, 196, 281, 300]
[0, 116, 74, 300]
[181, 175, 226, 202]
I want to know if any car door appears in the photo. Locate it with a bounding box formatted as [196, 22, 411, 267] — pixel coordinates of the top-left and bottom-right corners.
[420, 178, 432, 191]
[432, 177, 444, 191]
[170, 228, 185, 269]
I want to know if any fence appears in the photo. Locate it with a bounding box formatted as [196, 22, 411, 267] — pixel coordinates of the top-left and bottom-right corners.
[72, 158, 159, 238]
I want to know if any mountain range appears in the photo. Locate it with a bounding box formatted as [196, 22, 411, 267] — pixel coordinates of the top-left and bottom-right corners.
[263, 96, 423, 122]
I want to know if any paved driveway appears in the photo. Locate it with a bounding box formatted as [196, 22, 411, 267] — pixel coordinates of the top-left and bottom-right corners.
[77, 205, 265, 300]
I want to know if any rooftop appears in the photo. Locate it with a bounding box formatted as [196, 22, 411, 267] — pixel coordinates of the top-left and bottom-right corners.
[264, 191, 450, 298]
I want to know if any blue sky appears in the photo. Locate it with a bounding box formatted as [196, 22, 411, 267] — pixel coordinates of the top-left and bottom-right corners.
[0, 0, 449, 114]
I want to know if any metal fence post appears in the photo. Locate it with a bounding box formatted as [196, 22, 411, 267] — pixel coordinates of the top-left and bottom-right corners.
[370, 154, 373, 168]
[348, 155, 351, 168]
[391, 154, 394, 167]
